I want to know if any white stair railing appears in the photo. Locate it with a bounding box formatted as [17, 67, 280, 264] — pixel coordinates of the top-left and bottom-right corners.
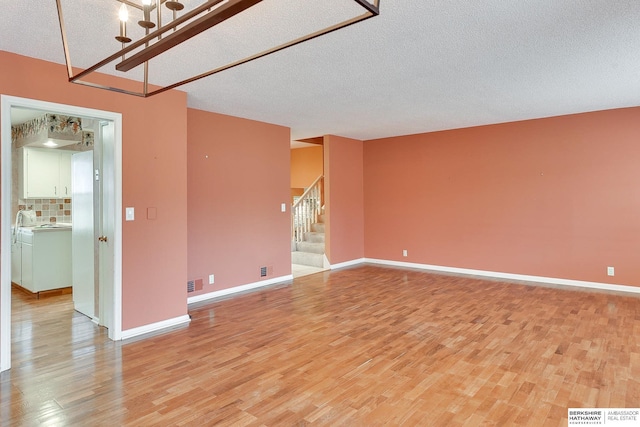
[292, 175, 323, 245]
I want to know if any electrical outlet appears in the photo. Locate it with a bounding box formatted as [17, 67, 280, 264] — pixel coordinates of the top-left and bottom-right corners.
[607, 266, 614, 277]
[402, 249, 408, 257]
[209, 274, 215, 284]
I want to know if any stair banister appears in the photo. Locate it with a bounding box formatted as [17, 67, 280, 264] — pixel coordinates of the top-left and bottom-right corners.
[292, 175, 323, 244]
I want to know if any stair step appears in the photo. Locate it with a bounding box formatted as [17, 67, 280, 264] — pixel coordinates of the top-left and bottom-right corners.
[296, 241, 325, 254]
[292, 251, 324, 268]
[304, 232, 325, 243]
[311, 223, 325, 233]
[317, 214, 325, 224]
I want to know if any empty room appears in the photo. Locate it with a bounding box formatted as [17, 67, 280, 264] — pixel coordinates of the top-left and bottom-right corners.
[1, 1, 639, 425]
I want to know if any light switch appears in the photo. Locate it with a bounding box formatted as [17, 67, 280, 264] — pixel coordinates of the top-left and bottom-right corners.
[125, 207, 135, 221]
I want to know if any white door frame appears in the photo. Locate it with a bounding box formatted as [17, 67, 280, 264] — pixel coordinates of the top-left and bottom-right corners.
[1, 95, 123, 372]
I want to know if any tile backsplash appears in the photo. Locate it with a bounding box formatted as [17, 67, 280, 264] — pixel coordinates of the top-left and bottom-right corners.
[19, 198, 71, 224]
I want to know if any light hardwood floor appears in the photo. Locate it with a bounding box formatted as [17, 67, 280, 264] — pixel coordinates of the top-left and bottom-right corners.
[2, 265, 639, 425]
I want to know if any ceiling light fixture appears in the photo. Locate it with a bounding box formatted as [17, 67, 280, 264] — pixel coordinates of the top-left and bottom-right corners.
[55, 0, 381, 98]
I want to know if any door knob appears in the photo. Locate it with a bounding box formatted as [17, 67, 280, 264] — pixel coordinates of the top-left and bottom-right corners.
[98, 236, 108, 242]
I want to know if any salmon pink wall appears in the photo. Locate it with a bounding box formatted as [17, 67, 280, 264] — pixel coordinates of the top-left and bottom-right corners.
[324, 135, 364, 265]
[187, 108, 291, 293]
[0, 51, 188, 330]
[364, 107, 640, 287]
[291, 146, 323, 189]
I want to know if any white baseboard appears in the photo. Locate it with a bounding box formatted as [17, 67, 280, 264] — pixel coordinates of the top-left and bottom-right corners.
[187, 274, 293, 305]
[364, 258, 640, 295]
[120, 314, 191, 341]
[330, 258, 366, 270]
[323, 254, 331, 269]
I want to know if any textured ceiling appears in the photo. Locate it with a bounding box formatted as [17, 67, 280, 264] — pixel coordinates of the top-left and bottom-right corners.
[1, 1, 639, 141]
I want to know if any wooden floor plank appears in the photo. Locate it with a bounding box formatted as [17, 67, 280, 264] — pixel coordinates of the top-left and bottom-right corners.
[2, 264, 640, 425]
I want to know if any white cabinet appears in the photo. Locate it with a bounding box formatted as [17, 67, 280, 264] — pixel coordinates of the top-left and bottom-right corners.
[11, 232, 22, 284]
[16, 228, 72, 293]
[18, 147, 72, 199]
[20, 236, 33, 291]
[58, 151, 72, 197]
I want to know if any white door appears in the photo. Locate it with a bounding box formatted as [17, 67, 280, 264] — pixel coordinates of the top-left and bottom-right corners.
[72, 151, 95, 319]
[99, 121, 116, 333]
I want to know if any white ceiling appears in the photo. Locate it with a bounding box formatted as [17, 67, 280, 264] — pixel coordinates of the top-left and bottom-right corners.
[1, 1, 639, 141]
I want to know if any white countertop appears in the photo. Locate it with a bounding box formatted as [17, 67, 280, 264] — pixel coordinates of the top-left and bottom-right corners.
[20, 223, 72, 232]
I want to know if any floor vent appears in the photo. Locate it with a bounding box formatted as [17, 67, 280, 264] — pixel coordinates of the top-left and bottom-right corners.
[187, 280, 195, 293]
[260, 266, 267, 277]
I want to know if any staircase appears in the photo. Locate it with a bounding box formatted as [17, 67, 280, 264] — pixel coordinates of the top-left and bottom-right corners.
[292, 214, 326, 267]
[291, 175, 327, 268]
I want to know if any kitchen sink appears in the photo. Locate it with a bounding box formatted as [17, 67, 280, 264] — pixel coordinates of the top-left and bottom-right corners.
[35, 223, 71, 229]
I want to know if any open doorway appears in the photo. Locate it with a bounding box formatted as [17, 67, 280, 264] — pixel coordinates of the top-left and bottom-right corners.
[1, 95, 123, 372]
[290, 138, 328, 278]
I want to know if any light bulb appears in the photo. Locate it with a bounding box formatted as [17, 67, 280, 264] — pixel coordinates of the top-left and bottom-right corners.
[119, 3, 128, 22]
[116, 3, 131, 43]
[139, 0, 155, 28]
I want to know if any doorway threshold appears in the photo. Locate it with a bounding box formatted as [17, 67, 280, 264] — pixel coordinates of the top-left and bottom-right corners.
[292, 264, 327, 278]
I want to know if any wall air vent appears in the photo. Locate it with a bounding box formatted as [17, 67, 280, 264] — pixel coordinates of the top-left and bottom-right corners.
[188, 279, 204, 292]
[260, 267, 267, 277]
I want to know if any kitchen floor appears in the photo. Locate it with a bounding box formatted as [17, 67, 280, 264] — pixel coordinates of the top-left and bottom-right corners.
[11, 283, 72, 300]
